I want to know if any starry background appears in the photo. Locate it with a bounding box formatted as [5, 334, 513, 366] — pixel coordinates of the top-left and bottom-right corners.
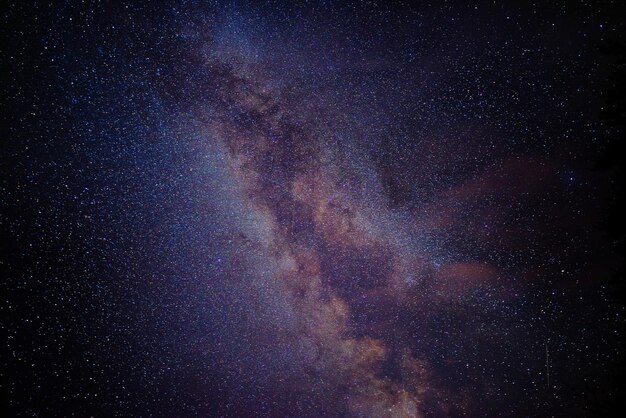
[2, 1, 626, 416]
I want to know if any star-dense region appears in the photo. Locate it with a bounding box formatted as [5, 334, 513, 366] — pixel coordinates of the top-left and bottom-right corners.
[2, 1, 626, 416]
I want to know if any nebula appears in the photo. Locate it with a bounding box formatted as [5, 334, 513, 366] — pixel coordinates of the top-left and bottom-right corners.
[3, 2, 624, 416]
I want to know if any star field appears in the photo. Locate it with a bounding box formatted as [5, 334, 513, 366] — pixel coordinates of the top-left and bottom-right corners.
[2, 1, 626, 416]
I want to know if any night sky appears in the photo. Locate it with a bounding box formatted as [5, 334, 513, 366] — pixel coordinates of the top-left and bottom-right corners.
[3, 1, 626, 416]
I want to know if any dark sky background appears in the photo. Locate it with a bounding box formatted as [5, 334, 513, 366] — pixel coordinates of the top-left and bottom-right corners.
[2, 1, 626, 416]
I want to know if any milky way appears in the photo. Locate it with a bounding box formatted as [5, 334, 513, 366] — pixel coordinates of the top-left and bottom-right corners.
[3, 1, 626, 417]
